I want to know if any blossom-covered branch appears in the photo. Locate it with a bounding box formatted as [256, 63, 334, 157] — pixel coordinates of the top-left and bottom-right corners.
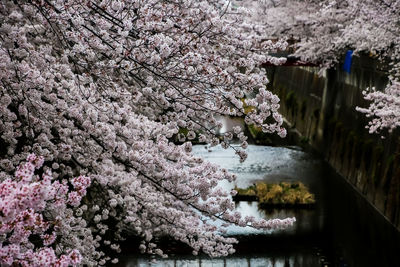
[0, 0, 293, 264]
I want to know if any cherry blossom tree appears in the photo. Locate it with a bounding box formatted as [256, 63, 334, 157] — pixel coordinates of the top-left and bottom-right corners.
[235, 0, 400, 133]
[0, 0, 294, 265]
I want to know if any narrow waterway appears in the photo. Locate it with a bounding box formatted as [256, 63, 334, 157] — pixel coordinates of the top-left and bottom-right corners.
[116, 145, 400, 267]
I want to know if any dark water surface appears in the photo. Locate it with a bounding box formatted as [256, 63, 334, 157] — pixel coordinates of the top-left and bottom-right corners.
[116, 145, 400, 267]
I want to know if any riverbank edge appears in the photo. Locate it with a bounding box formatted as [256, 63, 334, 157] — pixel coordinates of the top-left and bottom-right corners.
[265, 56, 400, 231]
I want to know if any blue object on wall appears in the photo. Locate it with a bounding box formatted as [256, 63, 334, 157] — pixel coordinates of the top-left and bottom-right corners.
[343, 50, 353, 73]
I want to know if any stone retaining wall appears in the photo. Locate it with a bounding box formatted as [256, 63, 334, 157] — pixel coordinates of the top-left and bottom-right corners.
[268, 55, 400, 230]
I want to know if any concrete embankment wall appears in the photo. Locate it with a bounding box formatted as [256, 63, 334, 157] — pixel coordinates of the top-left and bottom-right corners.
[268, 56, 400, 230]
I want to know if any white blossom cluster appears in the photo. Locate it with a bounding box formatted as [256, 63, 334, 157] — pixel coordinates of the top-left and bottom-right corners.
[0, 0, 293, 264]
[356, 81, 400, 134]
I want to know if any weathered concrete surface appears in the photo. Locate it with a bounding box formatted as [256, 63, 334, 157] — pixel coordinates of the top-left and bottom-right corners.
[267, 55, 400, 230]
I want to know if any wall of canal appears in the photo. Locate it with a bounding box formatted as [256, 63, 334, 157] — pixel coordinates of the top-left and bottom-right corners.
[266, 55, 400, 230]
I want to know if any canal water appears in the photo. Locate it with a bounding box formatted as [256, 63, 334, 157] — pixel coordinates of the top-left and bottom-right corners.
[116, 145, 400, 267]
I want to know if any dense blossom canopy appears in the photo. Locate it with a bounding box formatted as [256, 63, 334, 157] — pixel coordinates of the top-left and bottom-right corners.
[0, 0, 293, 265]
[236, 0, 400, 133]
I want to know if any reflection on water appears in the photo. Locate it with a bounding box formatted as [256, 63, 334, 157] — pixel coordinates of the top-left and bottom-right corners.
[117, 145, 400, 267]
[121, 254, 320, 267]
[192, 145, 323, 237]
[192, 145, 319, 189]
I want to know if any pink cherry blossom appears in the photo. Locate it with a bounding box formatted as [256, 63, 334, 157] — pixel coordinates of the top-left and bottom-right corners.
[0, 154, 91, 266]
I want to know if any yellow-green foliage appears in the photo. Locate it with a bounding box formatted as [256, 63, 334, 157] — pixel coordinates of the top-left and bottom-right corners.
[234, 186, 256, 196]
[235, 182, 315, 205]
